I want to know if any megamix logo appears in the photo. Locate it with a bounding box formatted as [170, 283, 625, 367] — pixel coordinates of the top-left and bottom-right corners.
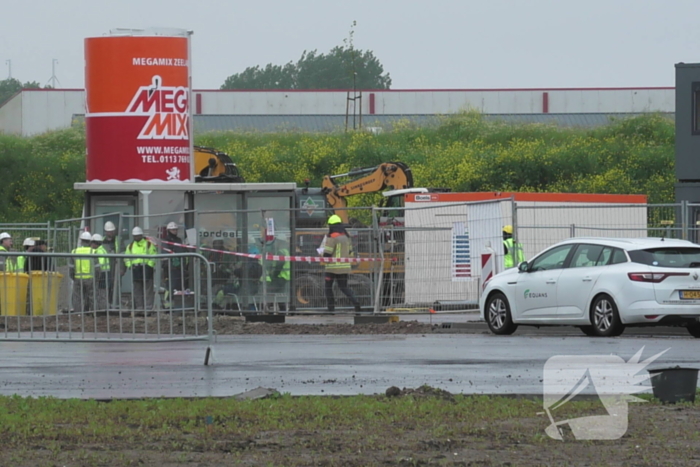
[126, 75, 189, 140]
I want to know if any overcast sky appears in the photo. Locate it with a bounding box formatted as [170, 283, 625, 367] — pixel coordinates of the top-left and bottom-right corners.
[2, 0, 699, 90]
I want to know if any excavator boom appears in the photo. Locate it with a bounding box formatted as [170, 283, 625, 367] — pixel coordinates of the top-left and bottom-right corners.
[321, 162, 414, 224]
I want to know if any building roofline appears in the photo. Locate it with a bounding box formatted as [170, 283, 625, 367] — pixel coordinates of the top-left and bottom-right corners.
[14, 86, 676, 94]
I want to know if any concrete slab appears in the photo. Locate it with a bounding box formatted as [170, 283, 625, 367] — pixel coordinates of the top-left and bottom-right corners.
[234, 387, 280, 401]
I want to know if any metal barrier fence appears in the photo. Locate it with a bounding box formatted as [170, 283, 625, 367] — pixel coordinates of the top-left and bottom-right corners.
[378, 200, 510, 312]
[5, 200, 700, 315]
[0, 250, 213, 357]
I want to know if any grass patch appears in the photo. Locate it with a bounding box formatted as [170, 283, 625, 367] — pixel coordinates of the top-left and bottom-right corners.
[0, 392, 697, 465]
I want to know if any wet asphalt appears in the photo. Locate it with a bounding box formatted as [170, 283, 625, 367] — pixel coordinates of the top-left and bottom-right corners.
[1, 312, 699, 399]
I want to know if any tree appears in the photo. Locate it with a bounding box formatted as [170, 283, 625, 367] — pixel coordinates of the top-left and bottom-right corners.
[0, 78, 42, 106]
[221, 23, 391, 90]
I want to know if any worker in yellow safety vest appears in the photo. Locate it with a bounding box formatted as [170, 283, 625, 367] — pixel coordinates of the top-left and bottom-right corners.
[260, 235, 291, 310]
[91, 233, 110, 311]
[16, 237, 35, 272]
[0, 232, 16, 273]
[502, 225, 525, 269]
[125, 226, 157, 312]
[102, 221, 122, 306]
[322, 215, 362, 313]
[71, 231, 96, 313]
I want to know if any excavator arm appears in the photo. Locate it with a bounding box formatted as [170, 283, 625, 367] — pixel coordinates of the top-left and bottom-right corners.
[321, 162, 414, 224]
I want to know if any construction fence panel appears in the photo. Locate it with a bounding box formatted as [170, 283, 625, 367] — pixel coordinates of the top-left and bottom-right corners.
[0, 250, 213, 344]
[54, 212, 132, 312]
[382, 200, 508, 312]
[684, 202, 700, 244]
[515, 203, 682, 261]
[293, 226, 379, 310]
[0, 223, 52, 250]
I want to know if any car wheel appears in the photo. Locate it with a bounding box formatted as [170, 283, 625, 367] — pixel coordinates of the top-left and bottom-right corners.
[579, 326, 597, 337]
[486, 292, 518, 335]
[590, 294, 625, 337]
[687, 323, 700, 338]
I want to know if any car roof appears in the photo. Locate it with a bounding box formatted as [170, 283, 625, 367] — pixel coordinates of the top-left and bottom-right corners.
[555, 237, 698, 251]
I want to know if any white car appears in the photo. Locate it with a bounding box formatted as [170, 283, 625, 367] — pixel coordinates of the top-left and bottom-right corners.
[480, 237, 700, 337]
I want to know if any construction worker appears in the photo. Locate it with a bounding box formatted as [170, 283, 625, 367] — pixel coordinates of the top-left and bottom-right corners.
[70, 231, 96, 313]
[234, 244, 263, 310]
[17, 237, 35, 272]
[102, 221, 121, 306]
[268, 235, 292, 302]
[322, 215, 362, 313]
[91, 234, 109, 311]
[28, 239, 52, 273]
[0, 232, 16, 272]
[162, 222, 186, 306]
[502, 225, 525, 269]
[208, 239, 235, 293]
[125, 226, 157, 312]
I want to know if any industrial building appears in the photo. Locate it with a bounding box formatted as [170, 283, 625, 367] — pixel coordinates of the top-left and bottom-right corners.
[0, 86, 674, 136]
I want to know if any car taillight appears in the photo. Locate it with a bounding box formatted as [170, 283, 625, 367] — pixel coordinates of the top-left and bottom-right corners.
[628, 272, 689, 283]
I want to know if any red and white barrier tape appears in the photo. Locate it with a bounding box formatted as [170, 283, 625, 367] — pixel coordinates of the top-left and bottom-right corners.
[151, 237, 382, 263]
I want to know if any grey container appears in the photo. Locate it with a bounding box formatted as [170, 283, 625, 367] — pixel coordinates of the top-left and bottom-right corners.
[648, 367, 699, 404]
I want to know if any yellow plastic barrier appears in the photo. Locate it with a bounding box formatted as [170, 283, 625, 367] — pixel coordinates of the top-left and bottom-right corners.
[0, 272, 29, 316]
[30, 271, 64, 316]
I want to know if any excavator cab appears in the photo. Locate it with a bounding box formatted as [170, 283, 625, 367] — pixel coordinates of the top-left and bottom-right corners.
[194, 146, 245, 183]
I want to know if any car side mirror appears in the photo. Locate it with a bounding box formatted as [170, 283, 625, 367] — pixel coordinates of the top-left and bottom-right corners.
[518, 261, 529, 273]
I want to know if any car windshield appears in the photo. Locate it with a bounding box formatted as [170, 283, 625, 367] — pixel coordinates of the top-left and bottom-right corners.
[628, 247, 700, 268]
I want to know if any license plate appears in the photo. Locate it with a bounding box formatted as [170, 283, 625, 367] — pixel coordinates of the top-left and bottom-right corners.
[680, 290, 700, 299]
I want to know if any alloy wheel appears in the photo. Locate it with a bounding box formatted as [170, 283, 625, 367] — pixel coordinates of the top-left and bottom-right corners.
[594, 298, 614, 332]
[488, 298, 507, 330]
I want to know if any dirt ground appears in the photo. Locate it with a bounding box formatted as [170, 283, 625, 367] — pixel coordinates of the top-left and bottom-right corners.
[0, 313, 439, 335]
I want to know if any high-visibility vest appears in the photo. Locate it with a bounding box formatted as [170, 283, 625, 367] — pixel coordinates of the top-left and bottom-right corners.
[323, 234, 353, 274]
[125, 240, 156, 268]
[17, 255, 26, 271]
[277, 248, 291, 280]
[71, 246, 94, 279]
[503, 238, 525, 269]
[261, 247, 291, 282]
[92, 245, 110, 271]
[0, 246, 16, 272]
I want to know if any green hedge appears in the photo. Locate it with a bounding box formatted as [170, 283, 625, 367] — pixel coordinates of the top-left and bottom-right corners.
[0, 113, 676, 223]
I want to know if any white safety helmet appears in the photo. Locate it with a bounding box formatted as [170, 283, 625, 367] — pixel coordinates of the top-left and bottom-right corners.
[23, 238, 35, 247]
[0, 232, 10, 241]
[167, 222, 178, 230]
[91, 233, 103, 242]
[80, 231, 93, 241]
[132, 226, 144, 236]
[104, 221, 116, 232]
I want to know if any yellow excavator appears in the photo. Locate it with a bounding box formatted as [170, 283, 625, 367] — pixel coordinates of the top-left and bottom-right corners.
[321, 162, 414, 225]
[194, 146, 245, 183]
